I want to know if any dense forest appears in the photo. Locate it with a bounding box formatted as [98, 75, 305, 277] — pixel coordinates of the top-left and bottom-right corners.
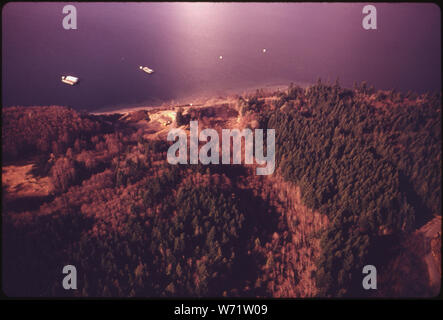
[262, 81, 441, 295]
[2, 81, 441, 297]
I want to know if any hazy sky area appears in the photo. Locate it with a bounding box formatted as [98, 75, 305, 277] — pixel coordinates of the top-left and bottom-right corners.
[2, 3, 441, 111]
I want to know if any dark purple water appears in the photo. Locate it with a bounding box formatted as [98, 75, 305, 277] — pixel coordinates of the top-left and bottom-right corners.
[2, 3, 441, 111]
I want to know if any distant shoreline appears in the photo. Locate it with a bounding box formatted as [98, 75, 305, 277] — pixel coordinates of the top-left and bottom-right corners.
[91, 81, 311, 115]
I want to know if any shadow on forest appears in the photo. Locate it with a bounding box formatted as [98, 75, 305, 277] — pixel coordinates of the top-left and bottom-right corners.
[199, 164, 281, 296]
[2, 195, 55, 213]
[2, 211, 95, 297]
[398, 171, 433, 228]
[229, 187, 280, 296]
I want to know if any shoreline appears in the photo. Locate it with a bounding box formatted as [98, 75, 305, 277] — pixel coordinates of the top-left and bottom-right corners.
[91, 81, 311, 115]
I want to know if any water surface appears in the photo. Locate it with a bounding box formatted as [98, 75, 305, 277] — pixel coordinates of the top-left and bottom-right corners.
[2, 3, 440, 111]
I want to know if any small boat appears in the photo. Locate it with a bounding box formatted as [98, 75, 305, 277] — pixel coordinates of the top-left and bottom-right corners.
[61, 75, 79, 85]
[139, 66, 154, 74]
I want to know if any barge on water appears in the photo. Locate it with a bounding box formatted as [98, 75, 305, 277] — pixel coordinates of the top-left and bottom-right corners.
[139, 66, 154, 74]
[61, 75, 79, 85]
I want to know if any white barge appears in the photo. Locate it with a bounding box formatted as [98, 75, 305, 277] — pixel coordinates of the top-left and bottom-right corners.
[139, 66, 154, 74]
[61, 75, 79, 85]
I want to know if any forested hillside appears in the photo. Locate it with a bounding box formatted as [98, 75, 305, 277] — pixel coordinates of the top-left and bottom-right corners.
[2, 81, 441, 297]
[261, 81, 441, 296]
